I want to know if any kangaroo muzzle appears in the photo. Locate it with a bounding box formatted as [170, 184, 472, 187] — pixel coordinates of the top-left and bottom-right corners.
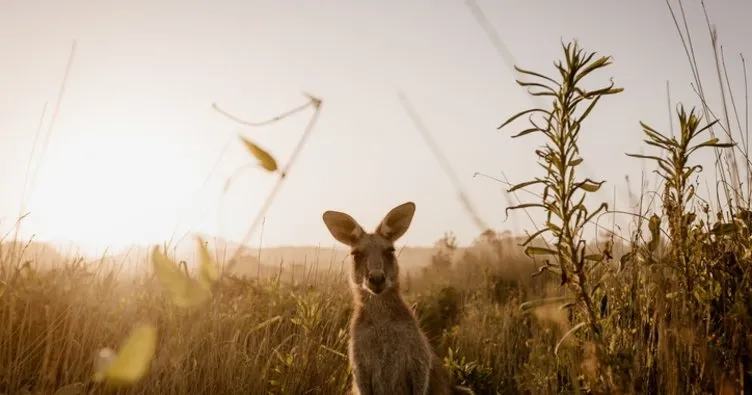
[365, 270, 387, 293]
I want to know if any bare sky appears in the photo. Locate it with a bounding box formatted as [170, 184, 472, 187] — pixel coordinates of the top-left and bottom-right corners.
[0, 0, 750, 255]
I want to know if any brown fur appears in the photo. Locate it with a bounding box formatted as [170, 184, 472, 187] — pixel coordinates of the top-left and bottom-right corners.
[322, 202, 474, 395]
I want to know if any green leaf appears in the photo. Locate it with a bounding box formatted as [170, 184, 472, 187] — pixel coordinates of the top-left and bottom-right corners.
[624, 153, 671, 169]
[546, 218, 562, 234]
[151, 247, 212, 308]
[93, 324, 157, 387]
[512, 65, 562, 88]
[520, 227, 551, 247]
[517, 80, 557, 96]
[511, 127, 545, 138]
[582, 83, 623, 98]
[657, 161, 677, 180]
[639, 121, 673, 144]
[644, 139, 675, 152]
[508, 179, 545, 193]
[692, 117, 720, 137]
[573, 55, 611, 85]
[239, 135, 278, 172]
[569, 158, 584, 167]
[505, 203, 548, 218]
[688, 137, 735, 154]
[524, 246, 558, 257]
[576, 179, 605, 193]
[498, 108, 551, 130]
[583, 202, 608, 226]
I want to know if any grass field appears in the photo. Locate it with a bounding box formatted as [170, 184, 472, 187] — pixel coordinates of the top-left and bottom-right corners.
[2, 3, 751, 395]
[0, 233, 543, 394]
[0, 215, 748, 394]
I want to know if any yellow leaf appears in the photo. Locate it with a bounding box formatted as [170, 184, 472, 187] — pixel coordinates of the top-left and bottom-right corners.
[239, 135, 278, 172]
[151, 246, 211, 308]
[93, 324, 157, 387]
[196, 236, 219, 291]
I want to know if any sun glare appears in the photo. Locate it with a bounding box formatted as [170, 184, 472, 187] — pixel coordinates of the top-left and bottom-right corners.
[22, 130, 203, 254]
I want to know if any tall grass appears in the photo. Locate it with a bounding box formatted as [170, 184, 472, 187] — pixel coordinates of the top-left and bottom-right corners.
[0, 233, 549, 395]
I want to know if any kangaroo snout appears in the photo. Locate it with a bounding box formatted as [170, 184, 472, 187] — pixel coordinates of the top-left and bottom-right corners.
[367, 271, 386, 287]
[366, 271, 387, 293]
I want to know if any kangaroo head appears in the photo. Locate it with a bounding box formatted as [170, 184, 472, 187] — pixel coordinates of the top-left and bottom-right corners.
[322, 201, 416, 295]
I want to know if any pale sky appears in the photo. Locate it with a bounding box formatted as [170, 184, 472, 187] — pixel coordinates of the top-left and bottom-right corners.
[0, 0, 750, 256]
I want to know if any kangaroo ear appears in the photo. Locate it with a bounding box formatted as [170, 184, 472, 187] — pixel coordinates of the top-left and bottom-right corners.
[375, 202, 416, 242]
[322, 210, 366, 247]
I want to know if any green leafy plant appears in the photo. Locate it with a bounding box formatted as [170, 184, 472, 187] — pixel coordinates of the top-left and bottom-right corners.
[622, 103, 747, 393]
[627, 105, 734, 299]
[498, 40, 622, 386]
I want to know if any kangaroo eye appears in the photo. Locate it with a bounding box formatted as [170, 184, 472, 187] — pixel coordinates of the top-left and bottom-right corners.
[351, 250, 363, 260]
[384, 247, 395, 255]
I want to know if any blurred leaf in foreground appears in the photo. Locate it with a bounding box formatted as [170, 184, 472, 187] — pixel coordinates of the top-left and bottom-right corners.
[92, 324, 157, 387]
[151, 246, 211, 308]
[94, 347, 117, 377]
[239, 135, 278, 172]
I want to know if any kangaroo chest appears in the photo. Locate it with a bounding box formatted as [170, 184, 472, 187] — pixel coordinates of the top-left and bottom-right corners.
[349, 302, 431, 375]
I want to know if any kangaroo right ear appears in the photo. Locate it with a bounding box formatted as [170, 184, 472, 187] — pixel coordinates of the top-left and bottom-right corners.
[375, 201, 416, 242]
[322, 210, 366, 247]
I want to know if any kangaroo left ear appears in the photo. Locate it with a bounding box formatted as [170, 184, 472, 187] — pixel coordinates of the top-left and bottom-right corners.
[375, 202, 416, 242]
[322, 210, 366, 247]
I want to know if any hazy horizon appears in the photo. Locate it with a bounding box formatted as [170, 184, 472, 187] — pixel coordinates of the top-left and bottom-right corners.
[1, 0, 750, 256]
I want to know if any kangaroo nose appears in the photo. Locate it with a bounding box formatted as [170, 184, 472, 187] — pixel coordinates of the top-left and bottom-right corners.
[368, 272, 386, 286]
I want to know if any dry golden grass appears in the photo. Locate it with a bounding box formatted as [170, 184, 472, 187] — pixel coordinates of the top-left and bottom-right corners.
[1, 221, 745, 394]
[0, 234, 545, 395]
[1, 206, 751, 395]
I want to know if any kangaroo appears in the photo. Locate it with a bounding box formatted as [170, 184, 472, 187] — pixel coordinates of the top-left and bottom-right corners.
[322, 201, 474, 395]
